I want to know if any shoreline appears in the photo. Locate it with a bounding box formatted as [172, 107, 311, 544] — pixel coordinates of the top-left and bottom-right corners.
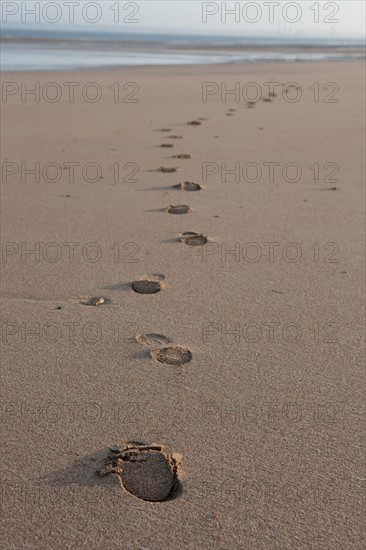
[2, 56, 365, 74]
[1, 57, 365, 76]
[2, 39, 364, 72]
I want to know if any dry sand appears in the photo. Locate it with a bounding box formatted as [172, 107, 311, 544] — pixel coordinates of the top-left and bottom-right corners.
[1, 61, 365, 549]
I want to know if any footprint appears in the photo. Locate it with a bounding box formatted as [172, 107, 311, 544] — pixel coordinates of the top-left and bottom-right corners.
[228, 109, 236, 112]
[151, 346, 192, 366]
[166, 205, 191, 214]
[157, 128, 171, 132]
[247, 102, 256, 108]
[169, 135, 183, 139]
[187, 120, 202, 126]
[149, 273, 166, 282]
[226, 113, 234, 116]
[135, 333, 172, 347]
[99, 443, 181, 502]
[174, 181, 202, 191]
[131, 280, 163, 294]
[262, 97, 271, 103]
[160, 144, 174, 148]
[180, 232, 208, 246]
[80, 297, 107, 306]
[172, 154, 191, 159]
[160, 167, 179, 173]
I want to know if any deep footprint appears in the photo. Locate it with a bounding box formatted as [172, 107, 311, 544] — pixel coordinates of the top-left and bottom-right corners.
[160, 167, 179, 173]
[180, 232, 208, 246]
[160, 144, 174, 148]
[132, 280, 162, 294]
[135, 333, 172, 346]
[187, 120, 202, 126]
[149, 273, 166, 281]
[174, 181, 202, 191]
[80, 297, 107, 306]
[166, 205, 191, 214]
[172, 154, 191, 159]
[99, 443, 181, 502]
[151, 345, 192, 366]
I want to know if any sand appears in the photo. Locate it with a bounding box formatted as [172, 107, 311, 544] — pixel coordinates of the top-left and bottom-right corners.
[1, 61, 365, 549]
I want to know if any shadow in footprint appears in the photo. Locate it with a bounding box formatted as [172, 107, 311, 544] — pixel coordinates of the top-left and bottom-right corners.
[166, 205, 191, 214]
[132, 280, 162, 294]
[40, 444, 183, 502]
[130, 275, 165, 294]
[173, 182, 202, 191]
[159, 167, 180, 173]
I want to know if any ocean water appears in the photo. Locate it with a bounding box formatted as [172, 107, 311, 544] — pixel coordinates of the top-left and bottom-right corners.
[1, 28, 365, 71]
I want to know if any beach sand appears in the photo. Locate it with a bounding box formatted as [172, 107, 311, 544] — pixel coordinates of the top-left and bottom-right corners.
[1, 61, 365, 549]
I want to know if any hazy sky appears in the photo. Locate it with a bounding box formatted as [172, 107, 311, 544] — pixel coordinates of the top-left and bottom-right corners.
[2, 1, 365, 38]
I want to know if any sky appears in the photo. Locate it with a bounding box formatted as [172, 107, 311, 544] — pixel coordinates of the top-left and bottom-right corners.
[1, 1, 365, 39]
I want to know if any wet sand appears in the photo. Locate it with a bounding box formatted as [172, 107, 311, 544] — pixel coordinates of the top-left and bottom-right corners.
[1, 61, 365, 549]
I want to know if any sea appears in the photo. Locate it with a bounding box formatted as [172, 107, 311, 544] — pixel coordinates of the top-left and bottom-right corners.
[1, 27, 365, 71]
